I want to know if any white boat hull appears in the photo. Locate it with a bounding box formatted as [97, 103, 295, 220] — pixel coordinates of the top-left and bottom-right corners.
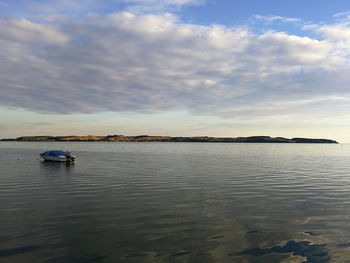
[42, 155, 67, 162]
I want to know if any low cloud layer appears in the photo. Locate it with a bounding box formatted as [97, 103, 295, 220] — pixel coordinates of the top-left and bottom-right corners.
[1, 12, 350, 120]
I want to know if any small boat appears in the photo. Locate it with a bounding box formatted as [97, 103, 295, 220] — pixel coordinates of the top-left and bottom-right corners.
[40, 150, 75, 163]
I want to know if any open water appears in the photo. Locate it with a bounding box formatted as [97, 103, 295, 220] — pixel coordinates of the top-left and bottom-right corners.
[1, 142, 350, 262]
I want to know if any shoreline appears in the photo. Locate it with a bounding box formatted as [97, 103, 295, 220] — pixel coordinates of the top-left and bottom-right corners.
[0, 135, 339, 144]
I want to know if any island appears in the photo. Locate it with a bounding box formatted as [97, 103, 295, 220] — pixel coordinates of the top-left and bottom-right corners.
[0, 135, 338, 143]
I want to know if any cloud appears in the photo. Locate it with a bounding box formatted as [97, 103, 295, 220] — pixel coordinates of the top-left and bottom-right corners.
[124, 0, 203, 9]
[123, 0, 204, 13]
[1, 12, 350, 122]
[125, 0, 201, 4]
[333, 11, 350, 22]
[0, 19, 68, 44]
[252, 15, 301, 24]
[0, 0, 205, 18]
[0, 0, 101, 18]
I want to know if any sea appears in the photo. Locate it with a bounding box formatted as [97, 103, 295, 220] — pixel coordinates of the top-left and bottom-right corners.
[1, 142, 350, 263]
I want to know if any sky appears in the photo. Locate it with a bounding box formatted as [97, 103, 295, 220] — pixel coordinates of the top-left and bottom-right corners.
[1, 0, 350, 141]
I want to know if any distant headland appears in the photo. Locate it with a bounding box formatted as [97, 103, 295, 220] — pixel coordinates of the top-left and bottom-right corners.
[0, 135, 338, 143]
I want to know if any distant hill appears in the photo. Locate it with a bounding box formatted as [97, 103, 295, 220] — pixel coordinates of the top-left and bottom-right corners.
[0, 135, 338, 143]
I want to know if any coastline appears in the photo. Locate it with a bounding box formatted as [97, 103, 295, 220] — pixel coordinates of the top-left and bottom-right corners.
[0, 135, 339, 144]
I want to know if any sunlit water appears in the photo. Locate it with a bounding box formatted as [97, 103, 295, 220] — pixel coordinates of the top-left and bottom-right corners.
[1, 142, 350, 262]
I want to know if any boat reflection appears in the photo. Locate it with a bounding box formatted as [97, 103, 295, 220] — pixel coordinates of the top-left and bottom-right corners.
[39, 160, 75, 174]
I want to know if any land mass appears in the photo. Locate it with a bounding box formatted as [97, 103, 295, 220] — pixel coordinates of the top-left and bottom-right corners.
[0, 135, 338, 143]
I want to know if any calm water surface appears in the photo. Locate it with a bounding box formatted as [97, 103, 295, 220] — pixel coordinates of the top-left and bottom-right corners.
[1, 142, 350, 262]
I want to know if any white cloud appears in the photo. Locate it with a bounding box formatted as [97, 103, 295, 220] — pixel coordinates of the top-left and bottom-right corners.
[0, 19, 68, 44]
[252, 15, 301, 24]
[1, 12, 350, 122]
[124, 0, 203, 7]
[123, 0, 204, 13]
[2, 0, 205, 18]
[333, 11, 350, 23]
